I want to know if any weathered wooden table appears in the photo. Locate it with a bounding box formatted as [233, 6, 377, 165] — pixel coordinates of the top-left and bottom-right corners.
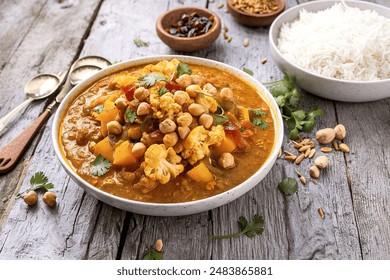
[0, 0, 389, 260]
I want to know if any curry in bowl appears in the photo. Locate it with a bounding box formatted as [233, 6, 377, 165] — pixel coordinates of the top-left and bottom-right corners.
[59, 59, 275, 203]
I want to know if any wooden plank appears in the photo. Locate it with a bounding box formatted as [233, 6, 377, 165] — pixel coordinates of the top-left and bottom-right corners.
[0, 0, 106, 259]
[206, 0, 361, 259]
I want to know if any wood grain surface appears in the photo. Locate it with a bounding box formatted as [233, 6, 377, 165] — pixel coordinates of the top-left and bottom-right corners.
[0, 0, 389, 260]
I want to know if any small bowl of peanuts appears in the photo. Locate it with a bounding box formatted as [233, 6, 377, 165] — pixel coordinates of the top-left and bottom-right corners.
[226, 0, 286, 26]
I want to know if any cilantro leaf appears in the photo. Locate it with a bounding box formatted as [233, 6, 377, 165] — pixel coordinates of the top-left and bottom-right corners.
[143, 249, 163, 260]
[138, 73, 166, 87]
[18, 172, 54, 198]
[278, 177, 298, 196]
[158, 87, 167, 96]
[209, 214, 264, 239]
[177, 63, 192, 78]
[267, 73, 323, 140]
[90, 154, 112, 177]
[133, 37, 149, 48]
[250, 109, 266, 117]
[243, 68, 254, 76]
[30, 171, 48, 186]
[211, 114, 228, 125]
[125, 108, 136, 123]
[251, 118, 268, 130]
[93, 104, 104, 114]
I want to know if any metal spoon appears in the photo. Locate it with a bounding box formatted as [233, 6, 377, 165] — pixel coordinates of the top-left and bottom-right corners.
[69, 65, 102, 86]
[73, 55, 111, 69]
[0, 57, 110, 174]
[0, 74, 61, 133]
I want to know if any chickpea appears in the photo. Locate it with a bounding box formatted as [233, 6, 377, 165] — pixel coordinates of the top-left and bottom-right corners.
[23, 191, 38, 206]
[178, 126, 190, 140]
[176, 74, 192, 88]
[185, 84, 201, 98]
[42, 192, 57, 207]
[88, 141, 96, 153]
[218, 153, 235, 169]
[107, 120, 123, 135]
[134, 87, 150, 101]
[173, 90, 190, 105]
[137, 102, 151, 116]
[199, 114, 213, 129]
[176, 112, 193, 127]
[127, 125, 142, 140]
[132, 142, 147, 157]
[220, 87, 234, 101]
[163, 132, 179, 147]
[114, 97, 128, 111]
[188, 103, 205, 116]
[203, 83, 217, 95]
[190, 74, 204, 86]
[159, 119, 177, 134]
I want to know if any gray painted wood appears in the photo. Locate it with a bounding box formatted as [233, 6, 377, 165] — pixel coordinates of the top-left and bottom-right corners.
[0, 0, 389, 260]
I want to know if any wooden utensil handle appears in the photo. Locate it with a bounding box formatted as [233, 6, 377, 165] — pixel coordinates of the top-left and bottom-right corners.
[0, 101, 56, 174]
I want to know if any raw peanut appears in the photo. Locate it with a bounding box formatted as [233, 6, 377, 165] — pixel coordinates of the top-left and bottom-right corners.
[308, 149, 316, 158]
[332, 140, 339, 151]
[321, 147, 333, 153]
[304, 148, 311, 158]
[299, 145, 310, 153]
[334, 124, 346, 140]
[309, 165, 320, 178]
[318, 208, 325, 219]
[339, 143, 350, 153]
[300, 176, 307, 185]
[315, 155, 329, 169]
[316, 128, 336, 144]
[284, 155, 297, 162]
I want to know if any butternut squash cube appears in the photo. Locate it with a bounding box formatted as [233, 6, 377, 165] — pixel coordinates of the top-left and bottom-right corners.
[93, 137, 114, 162]
[213, 134, 237, 155]
[97, 100, 119, 136]
[113, 140, 137, 167]
[187, 162, 214, 183]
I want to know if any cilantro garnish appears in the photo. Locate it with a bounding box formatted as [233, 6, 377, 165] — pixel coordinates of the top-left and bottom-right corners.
[93, 104, 104, 114]
[138, 73, 166, 87]
[209, 214, 264, 239]
[243, 67, 254, 76]
[158, 87, 167, 96]
[133, 37, 149, 48]
[143, 249, 163, 260]
[89, 154, 112, 177]
[177, 62, 192, 78]
[17, 171, 54, 198]
[265, 73, 323, 140]
[251, 118, 268, 130]
[211, 114, 228, 125]
[125, 108, 136, 123]
[278, 177, 298, 196]
[250, 109, 266, 117]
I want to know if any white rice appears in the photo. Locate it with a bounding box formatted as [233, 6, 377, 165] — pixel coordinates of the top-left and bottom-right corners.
[277, 3, 390, 81]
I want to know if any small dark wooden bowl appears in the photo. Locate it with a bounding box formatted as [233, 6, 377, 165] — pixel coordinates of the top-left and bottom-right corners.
[227, 0, 285, 26]
[156, 6, 221, 52]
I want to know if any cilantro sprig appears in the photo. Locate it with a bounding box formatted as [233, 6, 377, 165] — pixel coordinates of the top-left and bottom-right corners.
[250, 109, 268, 130]
[133, 37, 149, 48]
[17, 171, 54, 198]
[125, 108, 136, 123]
[209, 214, 264, 239]
[177, 62, 192, 78]
[138, 73, 166, 87]
[89, 154, 112, 177]
[265, 73, 323, 139]
[143, 249, 163, 260]
[278, 177, 298, 196]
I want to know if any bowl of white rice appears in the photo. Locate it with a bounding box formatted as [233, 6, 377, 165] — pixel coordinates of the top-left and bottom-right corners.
[269, 0, 390, 102]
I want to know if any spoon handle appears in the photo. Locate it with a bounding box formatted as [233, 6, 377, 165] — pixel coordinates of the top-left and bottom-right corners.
[0, 101, 56, 174]
[0, 97, 34, 135]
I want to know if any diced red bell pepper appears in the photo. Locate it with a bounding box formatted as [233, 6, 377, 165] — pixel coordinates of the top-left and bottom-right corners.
[241, 121, 253, 129]
[121, 85, 135, 101]
[165, 83, 182, 93]
[231, 129, 249, 149]
[223, 121, 240, 134]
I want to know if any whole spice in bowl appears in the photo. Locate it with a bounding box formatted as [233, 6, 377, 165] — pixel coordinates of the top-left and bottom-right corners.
[167, 12, 215, 38]
[227, 0, 286, 26]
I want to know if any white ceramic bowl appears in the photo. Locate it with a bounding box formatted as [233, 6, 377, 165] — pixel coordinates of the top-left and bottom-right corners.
[269, 0, 390, 102]
[52, 55, 283, 216]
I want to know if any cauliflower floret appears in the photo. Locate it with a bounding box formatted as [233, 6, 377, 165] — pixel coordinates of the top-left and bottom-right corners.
[182, 125, 225, 165]
[141, 144, 184, 184]
[150, 92, 181, 119]
[195, 94, 218, 113]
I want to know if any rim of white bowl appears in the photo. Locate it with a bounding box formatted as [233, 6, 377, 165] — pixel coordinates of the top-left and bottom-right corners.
[269, 0, 390, 85]
[52, 55, 284, 210]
